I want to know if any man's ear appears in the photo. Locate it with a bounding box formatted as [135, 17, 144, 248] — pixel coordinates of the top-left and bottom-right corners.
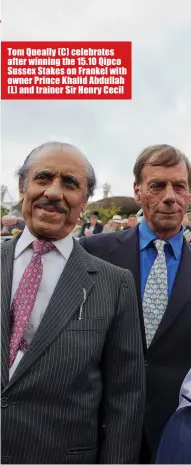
[81, 201, 87, 213]
[19, 181, 24, 203]
[134, 181, 142, 206]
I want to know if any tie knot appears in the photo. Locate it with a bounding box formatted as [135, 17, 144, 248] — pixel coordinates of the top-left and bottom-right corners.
[32, 239, 55, 255]
[154, 239, 166, 253]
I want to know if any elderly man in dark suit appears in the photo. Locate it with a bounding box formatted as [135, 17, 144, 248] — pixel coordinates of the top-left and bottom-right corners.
[80, 144, 191, 462]
[1, 141, 145, 465]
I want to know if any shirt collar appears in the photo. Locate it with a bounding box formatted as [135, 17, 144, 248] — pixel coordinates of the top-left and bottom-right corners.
[14, 226, 73, 261]
[139, 218, 184, 260]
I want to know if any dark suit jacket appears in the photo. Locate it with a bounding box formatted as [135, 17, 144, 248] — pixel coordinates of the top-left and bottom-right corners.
[1, 236, 145, 464]
[80, 221, 103, 236]
[80, 226, 191, 453]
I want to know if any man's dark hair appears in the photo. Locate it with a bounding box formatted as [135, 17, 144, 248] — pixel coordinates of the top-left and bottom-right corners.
[17, 141, 97, 199]
[90, 211, 99, 217]
[133, 144, 191, 188]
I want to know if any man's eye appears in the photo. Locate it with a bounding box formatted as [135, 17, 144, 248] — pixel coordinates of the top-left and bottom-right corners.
[175, 184, 186, 190]
[63, 178, 78, 188]
[36, 174, 48, 180]
[150, 183, 162, 189]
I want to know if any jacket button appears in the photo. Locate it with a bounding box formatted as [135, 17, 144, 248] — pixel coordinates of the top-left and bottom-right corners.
[1, 397, 8, 408]
[144, 360, 148, 367]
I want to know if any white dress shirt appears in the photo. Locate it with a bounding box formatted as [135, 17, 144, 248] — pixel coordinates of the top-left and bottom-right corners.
[9, 226, 73, 379]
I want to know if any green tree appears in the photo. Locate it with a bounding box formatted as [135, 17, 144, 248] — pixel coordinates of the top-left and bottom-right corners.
[85, 204, 122, 224]
[0, 206, 8, 217]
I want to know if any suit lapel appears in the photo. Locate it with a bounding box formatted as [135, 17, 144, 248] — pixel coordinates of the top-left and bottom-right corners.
[150, 240, 191, 347]
[1, 237, 19, 388]
[110, 227, 141, 301]
[109, 227, 147, 350]
[5, 240, 97, 391]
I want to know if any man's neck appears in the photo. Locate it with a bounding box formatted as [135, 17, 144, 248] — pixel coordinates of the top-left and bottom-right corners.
[144, 220, 182, 241]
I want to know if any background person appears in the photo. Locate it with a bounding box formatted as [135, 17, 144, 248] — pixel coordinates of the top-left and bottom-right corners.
[121, 219, 130, 230]
[111, 214, 122, 231]
[103, 219, 115, 233]
[128, 214, 138, 228]
[1, 215, 17, 235]
[80, 211, 103, 236]
[182, 213, 191, 243]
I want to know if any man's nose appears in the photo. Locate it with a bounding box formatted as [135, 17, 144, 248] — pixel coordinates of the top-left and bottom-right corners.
[163, 183, 176, 203]
[44, 179, 63, 200]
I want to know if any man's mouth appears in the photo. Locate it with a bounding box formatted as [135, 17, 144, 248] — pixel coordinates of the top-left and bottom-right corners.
[159, 211, 178, 215]
[38, 205, 60, 213]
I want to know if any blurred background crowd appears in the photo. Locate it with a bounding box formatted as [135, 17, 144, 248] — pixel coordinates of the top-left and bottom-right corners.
[1, 182, 191, 242]
[1, 210, 191, 243]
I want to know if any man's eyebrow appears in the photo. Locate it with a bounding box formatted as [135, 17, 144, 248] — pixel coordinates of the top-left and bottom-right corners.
[148, 179, 187, 184]
[33, 170, 81, 187]
[33, 170, 53, 178]
[172, 180, 187, 184]
[147, 179, 167, 185]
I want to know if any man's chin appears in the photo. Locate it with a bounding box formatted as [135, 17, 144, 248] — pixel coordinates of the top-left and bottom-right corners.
[155, 218, 181, 231]
[28, 220, 66, 240]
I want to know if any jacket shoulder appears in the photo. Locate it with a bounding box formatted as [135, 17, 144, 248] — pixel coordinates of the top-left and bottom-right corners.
[1, 237, 16, 250]
[79, 228, 132, 251]
[80, 243, 135, 288]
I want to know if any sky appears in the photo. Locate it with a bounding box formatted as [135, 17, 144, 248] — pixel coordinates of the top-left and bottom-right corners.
[1, 0, 191, 202]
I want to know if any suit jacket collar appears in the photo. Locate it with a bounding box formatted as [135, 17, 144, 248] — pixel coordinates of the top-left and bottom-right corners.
[108, 226, 141, 305]
[1, 237, 98, 391]
[113, 227, 141, 295]
[107, 227, 147, 351]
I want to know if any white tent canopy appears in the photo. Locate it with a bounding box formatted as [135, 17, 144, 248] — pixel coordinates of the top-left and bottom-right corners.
[1, 185, 18, 212]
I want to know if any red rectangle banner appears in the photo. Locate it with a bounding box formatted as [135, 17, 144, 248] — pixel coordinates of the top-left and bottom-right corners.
[1, 41, 132, 100]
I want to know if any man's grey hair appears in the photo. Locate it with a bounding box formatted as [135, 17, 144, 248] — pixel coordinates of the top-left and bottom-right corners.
[17, 141, 97, 199]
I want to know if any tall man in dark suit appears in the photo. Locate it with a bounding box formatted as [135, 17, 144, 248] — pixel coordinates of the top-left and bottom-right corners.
[80, 144, 191, 462]
[1, 141, 145, 464]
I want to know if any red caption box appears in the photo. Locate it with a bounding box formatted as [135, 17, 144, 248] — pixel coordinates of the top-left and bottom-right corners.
[1, 41, 132, 100]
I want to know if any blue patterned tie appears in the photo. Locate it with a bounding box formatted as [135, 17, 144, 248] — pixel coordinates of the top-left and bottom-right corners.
[143, 239, 168, 347]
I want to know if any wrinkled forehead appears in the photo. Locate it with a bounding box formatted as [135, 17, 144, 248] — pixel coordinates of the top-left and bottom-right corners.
[28, 146, 87, 174]
[141, 161, 189, 183]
